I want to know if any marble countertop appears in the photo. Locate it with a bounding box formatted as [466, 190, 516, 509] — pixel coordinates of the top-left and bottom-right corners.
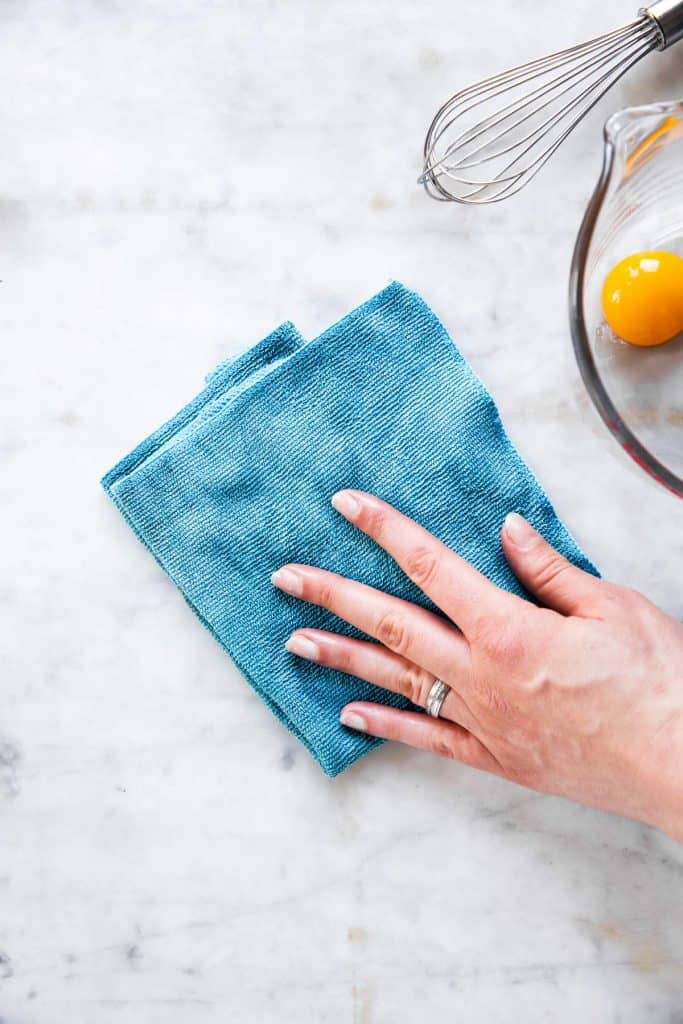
[1, 1, 682, 1021]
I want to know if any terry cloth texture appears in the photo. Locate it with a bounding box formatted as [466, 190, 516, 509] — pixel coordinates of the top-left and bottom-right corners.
[102, 282, 597, 776]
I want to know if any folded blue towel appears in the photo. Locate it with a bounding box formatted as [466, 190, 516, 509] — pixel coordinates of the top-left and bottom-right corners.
[103, 282, 597, 776]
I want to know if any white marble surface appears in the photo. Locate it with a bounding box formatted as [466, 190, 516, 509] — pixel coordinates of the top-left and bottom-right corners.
[1, 1, 682, 1021]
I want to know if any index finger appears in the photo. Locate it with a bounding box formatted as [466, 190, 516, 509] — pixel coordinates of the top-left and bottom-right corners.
[331, 489, 524, 636]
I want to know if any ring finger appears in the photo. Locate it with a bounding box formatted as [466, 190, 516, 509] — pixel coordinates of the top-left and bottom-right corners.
[285, 627, 478, 733]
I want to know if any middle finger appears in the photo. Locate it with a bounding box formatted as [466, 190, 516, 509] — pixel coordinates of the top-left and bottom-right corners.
[271, 563, 471, 685]
[331, 490, 527, 638]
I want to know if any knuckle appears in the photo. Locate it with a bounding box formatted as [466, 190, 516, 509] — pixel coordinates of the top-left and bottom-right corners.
[478, 620, 526, 668]
[323, 642, 351, 672]
[404, 546, 440, 589]
[533, 555, 570, 592]
[595, 581, 625, 610]
[375, 611, 411, 655]
[617, 586, 651, 617]
[395, 663, 432, 705]
[314, 578, 335, 609]
[598, 582, 652, 624]
[360, 503, 387, 541]
[430, 734, 457, 760]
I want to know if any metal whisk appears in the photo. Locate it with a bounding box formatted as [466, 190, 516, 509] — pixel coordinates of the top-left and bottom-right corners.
[420, 0, 683, 204]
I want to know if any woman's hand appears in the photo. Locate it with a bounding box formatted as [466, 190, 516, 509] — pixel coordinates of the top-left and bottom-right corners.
[272, 490, 683, 841]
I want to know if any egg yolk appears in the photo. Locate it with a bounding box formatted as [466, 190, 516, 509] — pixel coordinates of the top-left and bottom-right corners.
[601, 250, 683, 347]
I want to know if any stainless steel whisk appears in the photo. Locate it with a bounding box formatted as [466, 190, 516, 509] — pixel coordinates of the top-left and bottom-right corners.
[420, 0, 683, 204]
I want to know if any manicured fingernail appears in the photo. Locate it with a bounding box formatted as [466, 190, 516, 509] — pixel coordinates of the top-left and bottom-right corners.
[332, 490, 361, 522]
[504, 512, 536, 550]
[285, 633, 320, 661]
[340, 710, 367, 732]
[271, 567, 303, 597]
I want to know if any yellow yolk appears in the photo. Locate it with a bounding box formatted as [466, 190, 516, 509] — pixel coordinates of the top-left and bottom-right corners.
[601, 250, 683, 347]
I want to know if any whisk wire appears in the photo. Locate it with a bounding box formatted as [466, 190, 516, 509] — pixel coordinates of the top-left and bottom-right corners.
[431, 21, 647, 137]
[457, 37, 658, 203]
[432, 23, 654, 172]
[436, 32, 656, 191]
[420, 12, 664, 204]
[423, 18, 649, 165]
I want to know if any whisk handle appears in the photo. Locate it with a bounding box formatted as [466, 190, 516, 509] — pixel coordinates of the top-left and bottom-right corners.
[641, 0, 683, 47]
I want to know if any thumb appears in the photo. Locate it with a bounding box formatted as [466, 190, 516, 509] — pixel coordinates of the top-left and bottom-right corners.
[501, 513, 600, 615]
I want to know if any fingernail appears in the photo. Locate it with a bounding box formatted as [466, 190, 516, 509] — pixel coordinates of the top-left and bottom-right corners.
[340, 710, 367, 732]
[285, 633, 320, 661]
[271, 567, 303, 597]
[504, 512, 536, 550]
[331, 490, 361, 522]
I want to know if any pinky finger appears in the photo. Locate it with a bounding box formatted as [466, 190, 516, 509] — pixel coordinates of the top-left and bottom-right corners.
[341, 702, 504, 777]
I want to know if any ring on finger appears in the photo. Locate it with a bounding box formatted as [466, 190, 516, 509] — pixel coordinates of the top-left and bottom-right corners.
[425, 679, 451, 718]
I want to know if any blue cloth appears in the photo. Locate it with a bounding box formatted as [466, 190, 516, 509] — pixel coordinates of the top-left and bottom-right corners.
[102, 282, 597, 777]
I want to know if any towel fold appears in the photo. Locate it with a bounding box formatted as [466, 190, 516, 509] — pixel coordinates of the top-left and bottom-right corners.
[103, 282, 597, 776]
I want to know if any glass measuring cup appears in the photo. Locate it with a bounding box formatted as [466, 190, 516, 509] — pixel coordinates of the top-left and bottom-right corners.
[569, 100, 683, 497]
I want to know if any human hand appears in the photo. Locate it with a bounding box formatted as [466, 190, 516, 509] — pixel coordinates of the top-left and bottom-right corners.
[272, 490, 683, 841]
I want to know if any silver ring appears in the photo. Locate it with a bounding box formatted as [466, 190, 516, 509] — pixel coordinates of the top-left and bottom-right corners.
[425, 679, 451, 718]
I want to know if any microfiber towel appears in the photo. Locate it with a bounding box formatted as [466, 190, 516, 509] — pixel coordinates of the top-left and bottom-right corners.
[103, 281, 597, 777]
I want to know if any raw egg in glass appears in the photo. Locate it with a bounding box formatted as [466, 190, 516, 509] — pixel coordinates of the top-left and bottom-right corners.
[601, 250, 683, 347]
